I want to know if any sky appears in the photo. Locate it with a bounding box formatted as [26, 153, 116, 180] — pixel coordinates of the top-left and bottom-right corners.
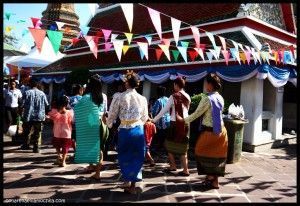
[3, 3, 92, 49]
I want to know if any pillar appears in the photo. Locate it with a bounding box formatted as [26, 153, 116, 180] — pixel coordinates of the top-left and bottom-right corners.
[240, 77, 263, 145]
[142, 80, 151, 101]
[272, 86, 283, 140]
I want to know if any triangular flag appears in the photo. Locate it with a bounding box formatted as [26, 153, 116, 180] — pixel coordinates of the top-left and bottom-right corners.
[84, 36, 98, 58]
[120, 4, 133, 32]
[22, 29, 29, 37]
[260, 51, 267, 63]
[104, 42, 112, 52]
[208, 48, 221, 60]
[72, 38, 80, 45]
[17, 20, 26, 23]
[278, 49, 284, 63]
[273, 50, 279, 64]
[102, 29, 112, 42]
[177, 46, 188, 63]
[5, 12, 14, 21]
[221, 50, 230, 65]
[180, 41, 189, 48]
[289, 45, 295, 59]
[137, 42, 148, 60]
[229, 48, 241, 64]
[158, 44, 171, 61]
[145, 35, 152, 45]
[80, 26, 90, 36]
[245, 45, 252, 53]
[206, 51, 213, 63]
[219, 36, 226, 51]
[5, 26, 13, 33]
[31, 17, 40, 28]
[88, 3, 99, 17]
[238, 43, 245, 52]
[283, 50, 292, 64]
[47, 30, 63, 54]
[148, 7, 162, 40]
[56, 21, 65, 30]
[171, 18, 181, 46]
[95, 31, 102, 37]
[29, 28, 46, 53]
[171, 50, 180, 62]
[188, 50, 198, 61]
[112, 40, 124, 62]
[251, 48, 259, 65]
[124, 32, 133, 44]
[122, 45, 130, 55]
[111, 34, 119, 42]
[194, 48, 205, 61]
[162, 38, 171, 47]
[239, 52, 247, 64]
[155, 48, 163, 61]
[231, 40, 239, 50]
[191, 26, 200, 48]
[245, 50, 251, 65]
[206, 31, 216, 49]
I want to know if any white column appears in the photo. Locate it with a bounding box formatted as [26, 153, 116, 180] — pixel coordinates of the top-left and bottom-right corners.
[142, 80, 151, 101]
[102, 83, 108, 95]
[240, 77, 263, 145]
[272, 86, 283, 139]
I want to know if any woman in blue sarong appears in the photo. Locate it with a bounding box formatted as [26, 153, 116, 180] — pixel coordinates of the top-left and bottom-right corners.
[107, 70, 148, 194]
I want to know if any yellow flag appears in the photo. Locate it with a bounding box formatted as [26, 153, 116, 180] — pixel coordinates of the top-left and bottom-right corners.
[239, 52, 247, 64]
[122, 45, 130, 55]
[124, 32, 133, 44]
[158, 44, 171, 61]
[5, 26, 12, 33]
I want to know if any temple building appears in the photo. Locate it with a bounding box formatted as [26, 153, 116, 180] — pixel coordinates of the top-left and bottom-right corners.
[33, 3, 297, 152]
[41, 3, 80, 52]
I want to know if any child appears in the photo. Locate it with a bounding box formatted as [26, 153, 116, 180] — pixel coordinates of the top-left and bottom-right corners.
[47, 95, 74, 167]
[144, 114, 157, 167]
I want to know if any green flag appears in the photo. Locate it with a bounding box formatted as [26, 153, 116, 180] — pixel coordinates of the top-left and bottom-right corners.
[47, 30, 63, 54]
[5, 12, 12, 20]
[180, 41, 189, 48]
[17, 20, 26, 23]
[171, 50, 180, 62]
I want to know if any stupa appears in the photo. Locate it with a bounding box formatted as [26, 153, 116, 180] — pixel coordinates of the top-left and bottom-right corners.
[41, 3, 80, 52]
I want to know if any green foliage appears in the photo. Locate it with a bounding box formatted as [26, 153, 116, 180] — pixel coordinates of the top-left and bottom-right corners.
[189, 93, 207, 114]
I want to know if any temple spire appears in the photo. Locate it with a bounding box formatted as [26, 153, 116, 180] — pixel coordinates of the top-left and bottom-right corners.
[41, 3, 80, 52]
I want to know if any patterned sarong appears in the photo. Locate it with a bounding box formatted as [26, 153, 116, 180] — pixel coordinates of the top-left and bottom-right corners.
[165, 121, 189, 155]
[195, 126, 228, 176]
[118, 125, 146, 182]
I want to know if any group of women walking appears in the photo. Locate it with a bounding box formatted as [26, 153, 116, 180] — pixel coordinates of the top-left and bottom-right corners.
[48, 70, 228, 194]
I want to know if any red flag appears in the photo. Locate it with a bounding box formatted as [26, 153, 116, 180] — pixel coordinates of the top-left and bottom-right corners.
[155, 48, 163, 61]
[29, 28, 46, 52]
[31, 17, 40, 28]
[162, 38, 171, 47]
[95, 31, 102, 37]
[93, 36, 99, 46]
[188, 50, 198, 61]
[72, 38, 80, 45]
[200, 44, 206, 50]
[221, 50, 230, 65]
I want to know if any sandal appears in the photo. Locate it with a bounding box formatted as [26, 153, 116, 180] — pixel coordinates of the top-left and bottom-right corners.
[124, 187, 137, 195]
[177, 171, 190, 177]
[163, 168, 177, 173]
[83, 165, 96, 173]
[198, 179, 219, 190]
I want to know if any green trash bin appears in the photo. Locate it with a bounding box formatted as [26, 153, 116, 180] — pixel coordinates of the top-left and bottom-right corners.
[224, 118, 248, 164]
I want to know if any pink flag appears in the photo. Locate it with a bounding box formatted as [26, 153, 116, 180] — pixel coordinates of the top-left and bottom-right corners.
[219, 36, 226, 51]
[221, 50, 230, 65]
[162, 38, 171, 47]
[245, 50, 251, 65]
[191, 26, 200, 48]
[31, 17, 40, 28]
[104, 42, 112, 52]
[148, 7, 162, 40]
[84, 36, 98, 59]
[29, 28, 46, 53]
[194, 48, 205, 61]
[171, 18, 181, 46]
[102, 29, 112, 42]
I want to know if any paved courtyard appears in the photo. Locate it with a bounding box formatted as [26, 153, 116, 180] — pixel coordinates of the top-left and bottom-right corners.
[3, 124, 297, 203]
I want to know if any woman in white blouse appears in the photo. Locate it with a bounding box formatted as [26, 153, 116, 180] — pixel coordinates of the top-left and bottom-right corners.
[107, 70, 148, 194]
[152, 77, 191, 176]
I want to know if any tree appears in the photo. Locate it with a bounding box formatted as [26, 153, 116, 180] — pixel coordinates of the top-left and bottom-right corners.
[4, 33, 19, 47]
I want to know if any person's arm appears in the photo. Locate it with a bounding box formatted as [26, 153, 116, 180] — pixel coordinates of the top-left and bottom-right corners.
[106, 95, 120, 128]
[183, 96, 210, 124]
[153, 124, 157, 134]
[140, 97, 149, 124]
[152, 96, 173, 123]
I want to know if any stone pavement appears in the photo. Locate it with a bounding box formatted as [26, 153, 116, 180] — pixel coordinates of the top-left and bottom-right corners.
[3, 124, 297, 203]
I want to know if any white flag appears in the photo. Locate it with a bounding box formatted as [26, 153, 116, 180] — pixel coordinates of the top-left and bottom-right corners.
[137, 42, 149, 60]
[177, 46, 188, 63]
[148, 7, 162, 40]
[121, 4, 134, 32]
[191, 26, 200, 48]
[171, 18, 181, 46]
[112, 40, 124, 62]
[88, 4, 99, 17]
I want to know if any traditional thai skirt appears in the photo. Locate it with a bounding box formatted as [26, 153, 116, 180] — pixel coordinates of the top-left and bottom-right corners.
[195, 126, 228, 176]
[118, 125, 146, 182]
[165, 121, 189, 155]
